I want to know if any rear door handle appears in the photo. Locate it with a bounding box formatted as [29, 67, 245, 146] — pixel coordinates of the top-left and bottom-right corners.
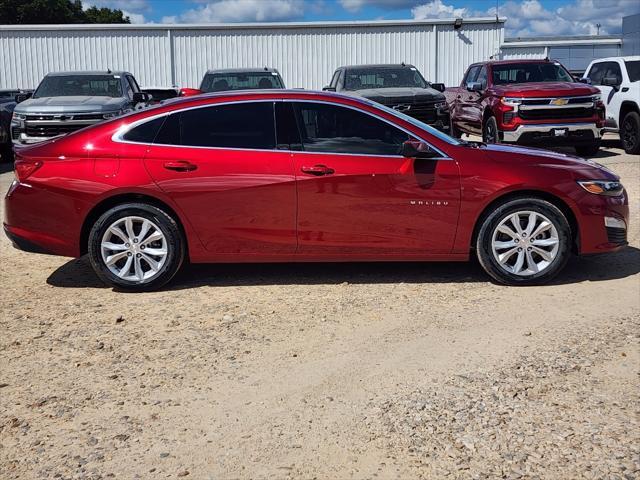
[301, 164, 335, 176]
[163, 160, 197, 172]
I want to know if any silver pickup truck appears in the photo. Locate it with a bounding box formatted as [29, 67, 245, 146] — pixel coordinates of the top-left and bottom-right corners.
[11, 71, 150, 145]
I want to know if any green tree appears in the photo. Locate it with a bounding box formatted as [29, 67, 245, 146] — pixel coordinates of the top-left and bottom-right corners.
[0, 0, 130, 24]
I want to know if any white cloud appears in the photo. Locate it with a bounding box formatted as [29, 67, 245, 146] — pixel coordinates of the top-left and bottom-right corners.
[163, 0, 305, 23]
[340, 0, 417, 13]
[411, 0, 640, 37]
[122, 10, 147, 24]
[83, 0, 150, 23]
[411, 0, 466, 19]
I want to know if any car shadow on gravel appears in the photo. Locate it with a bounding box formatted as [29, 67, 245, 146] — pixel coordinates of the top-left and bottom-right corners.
[47, 246, 640, 291]
[550, 139, 622, 159]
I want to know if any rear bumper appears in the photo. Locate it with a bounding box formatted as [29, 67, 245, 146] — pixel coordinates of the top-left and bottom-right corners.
[4, 224, 56, 255]
[502, 123, 602, 145]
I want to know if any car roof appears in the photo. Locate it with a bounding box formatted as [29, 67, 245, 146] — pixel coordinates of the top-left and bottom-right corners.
[589, 56, 640, 62]
[204, 68, 280, 74]
[45, 71, 132, 77]
[338, 64, 417, 70]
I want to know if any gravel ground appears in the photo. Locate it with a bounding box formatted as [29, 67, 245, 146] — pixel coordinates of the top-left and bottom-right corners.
[1, 136, 639, 479]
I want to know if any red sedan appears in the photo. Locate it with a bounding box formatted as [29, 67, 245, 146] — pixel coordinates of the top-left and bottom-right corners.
[4, 90, 629, 290]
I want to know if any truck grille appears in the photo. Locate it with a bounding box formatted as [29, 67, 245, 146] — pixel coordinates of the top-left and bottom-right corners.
[382, 101, 439, 123]
[25, 124, 87, 137]
[519, 107, 595, 120]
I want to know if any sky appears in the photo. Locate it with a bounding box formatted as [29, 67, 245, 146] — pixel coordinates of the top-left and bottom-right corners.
[85, 0, 640, 37]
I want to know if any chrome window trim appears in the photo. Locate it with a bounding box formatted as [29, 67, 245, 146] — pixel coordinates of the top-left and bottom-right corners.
[111, 97, 452, 160]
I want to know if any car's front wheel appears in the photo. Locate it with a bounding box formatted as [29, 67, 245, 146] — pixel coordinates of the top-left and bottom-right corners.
[620, 111, 640, 154]
[88, 203, 185, 291]
[476, 198, 572, 285]
[482, 116, 499, 144]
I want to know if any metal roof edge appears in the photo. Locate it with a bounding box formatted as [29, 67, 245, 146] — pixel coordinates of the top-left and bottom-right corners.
[0, 17, 507, 31]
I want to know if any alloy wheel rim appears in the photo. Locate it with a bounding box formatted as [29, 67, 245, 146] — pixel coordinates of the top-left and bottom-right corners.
[491, 211, 560, 277]
[100, 216, 168, 283]
[622, 119, 637, 148]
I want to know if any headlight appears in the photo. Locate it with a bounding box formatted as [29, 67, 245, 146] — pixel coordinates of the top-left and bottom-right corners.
[591, 94, 601, 103]
[501, 97, 522, 105]
[434, 101, 447, 109]
[577, 180, 624, 196]
[12, 113, 26, 122]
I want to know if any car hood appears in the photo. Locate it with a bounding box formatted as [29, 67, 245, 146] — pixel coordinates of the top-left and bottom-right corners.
[492, 82, 598, 97]
[476, 143, 618, 180]
[349, 87, 445, 103]
[15, 96, 127, 114]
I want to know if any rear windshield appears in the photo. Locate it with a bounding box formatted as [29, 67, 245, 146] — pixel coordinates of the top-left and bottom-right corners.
[625, 61, 640, 82]
[34, 75, 123, 98]
[344, 68, 427, 90]
[492, 63, 574, 85]
[200, 72, 284, 92]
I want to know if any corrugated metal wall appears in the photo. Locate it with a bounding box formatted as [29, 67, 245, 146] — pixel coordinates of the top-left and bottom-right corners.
[500, 46, 547, 60]
[0, 20, 504, 90]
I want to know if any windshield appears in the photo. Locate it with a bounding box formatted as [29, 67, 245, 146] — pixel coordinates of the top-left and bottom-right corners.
[200, 72, 284, 92]
[344, 68, 428, 90]
[369, 100, 460, 146]
[34, 75, 123, 98]
[492, 63, 574, 85]
[625, 61, 640, 82]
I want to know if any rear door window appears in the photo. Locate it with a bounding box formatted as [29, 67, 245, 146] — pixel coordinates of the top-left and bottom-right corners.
[153, 102, 276, 150]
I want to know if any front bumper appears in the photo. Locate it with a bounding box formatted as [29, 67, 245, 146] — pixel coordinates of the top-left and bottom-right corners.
[12, 132, 56, 144]
[576, 191, 629, 255]
[502, 123, 602, 145]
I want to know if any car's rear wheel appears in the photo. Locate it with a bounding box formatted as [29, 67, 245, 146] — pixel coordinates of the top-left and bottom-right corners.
[575, 141, 601, 157]
[482, 116, 499, 144]
[476, 198, 572, 285]
[88, 203, 185, 291]
[620, 111, 640, 154]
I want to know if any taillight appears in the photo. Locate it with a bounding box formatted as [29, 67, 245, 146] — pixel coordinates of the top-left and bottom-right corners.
[14, 158, 42, 182]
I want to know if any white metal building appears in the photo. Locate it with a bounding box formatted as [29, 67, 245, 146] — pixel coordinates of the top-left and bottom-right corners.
[0, 18, 505, 90]
[500, 35, 623, 75]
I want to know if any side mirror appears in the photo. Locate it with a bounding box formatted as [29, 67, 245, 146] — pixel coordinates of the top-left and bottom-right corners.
[179, 88, 203, 97]
[466, 81, 482, 92]
[578, 77, 592, 84]
[601, 76, 621, 87]
[15, 92, 32, 103]
[401, 140, 439, 159]
[132, 92, 151, 104]
[322, 86, 336, 92]
[430, 83, 446, 92]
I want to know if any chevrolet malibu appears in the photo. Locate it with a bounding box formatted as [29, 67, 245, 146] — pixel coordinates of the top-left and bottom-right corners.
[4, 90, 629, 291]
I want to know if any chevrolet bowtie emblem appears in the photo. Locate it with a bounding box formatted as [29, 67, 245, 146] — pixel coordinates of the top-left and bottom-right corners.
[550, 98, 569, 106]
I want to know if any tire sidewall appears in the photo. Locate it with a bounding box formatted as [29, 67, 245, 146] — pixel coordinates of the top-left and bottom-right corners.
[476, 198, 572, 285]
[88, 203, 184, 291]
[483, 116, 499, 144]
[621, 111, 640, 154]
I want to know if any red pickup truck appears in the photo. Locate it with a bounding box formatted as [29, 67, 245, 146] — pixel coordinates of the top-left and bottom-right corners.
[446, 59, 606, 156]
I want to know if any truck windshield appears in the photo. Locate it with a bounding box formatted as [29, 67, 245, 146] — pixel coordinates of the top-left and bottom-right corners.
[344, 68, 428, 90]
[625, 61, 640, 82]
[34, 75, 123, 98]
[200, 72, 284, 92]
[492, 63, 574, 85]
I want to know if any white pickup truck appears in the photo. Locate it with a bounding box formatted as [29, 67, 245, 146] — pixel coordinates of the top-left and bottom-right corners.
[582, 56, 640, 154]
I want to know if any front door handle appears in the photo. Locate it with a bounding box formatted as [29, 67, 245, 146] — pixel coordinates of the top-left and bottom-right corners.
[301, 164, 335, 176]
[163, 160, 197, 172]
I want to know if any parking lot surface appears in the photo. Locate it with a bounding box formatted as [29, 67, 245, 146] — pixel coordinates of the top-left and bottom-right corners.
[1, 137, 638, 479]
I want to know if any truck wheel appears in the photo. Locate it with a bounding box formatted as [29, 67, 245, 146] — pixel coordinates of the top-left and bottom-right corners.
[575, 141, 601, 157]
[620, 111, 640, 154]
[476, 197, 572, 286]
[450, 120, 462, 139]
[482, 116, 499, 144]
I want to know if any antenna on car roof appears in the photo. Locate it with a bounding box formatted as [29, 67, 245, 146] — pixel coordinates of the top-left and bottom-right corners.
[264, 66, 268, 71]
[401, 61, 406, 66]
[107, 68, 112, 74]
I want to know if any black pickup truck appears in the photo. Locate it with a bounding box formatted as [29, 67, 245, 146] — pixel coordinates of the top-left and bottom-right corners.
[323, 64, 450, 132]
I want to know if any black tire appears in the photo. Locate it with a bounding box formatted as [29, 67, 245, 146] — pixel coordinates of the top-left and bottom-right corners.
[482, 116, 499, 144]
[0, 144, 12, 163]
[450, 119, 462, 139]
[476, 197, 572, 286]
[575, 141, 601, 157]
[88, 203, 185, 291]
[620, 111, 640, 155]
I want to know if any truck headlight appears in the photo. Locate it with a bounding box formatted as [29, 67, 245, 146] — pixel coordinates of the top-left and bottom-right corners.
[501, 97, 522, 105]
[591, 94, 601, 103]
[577, 180, 624, 196]
[434, 101, 447, 110]
[103, 110, 123, 119]
[12, 113, 26, 122]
